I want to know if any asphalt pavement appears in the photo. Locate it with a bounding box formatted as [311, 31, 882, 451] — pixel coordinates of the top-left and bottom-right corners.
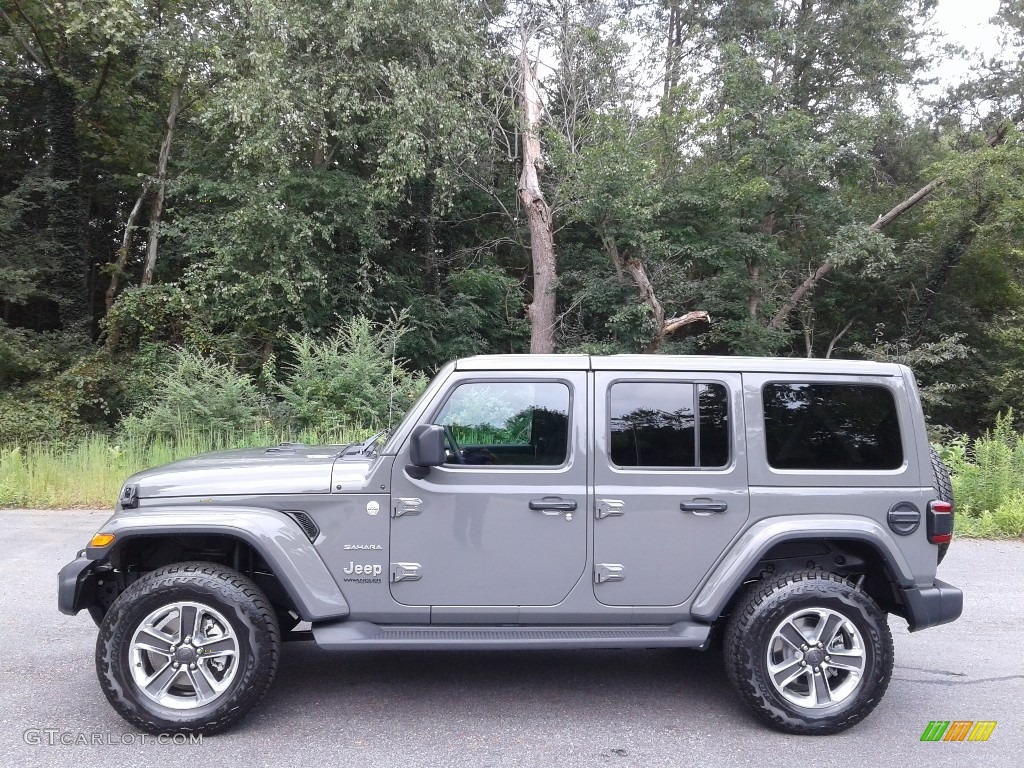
[0, 508, 1020, 768]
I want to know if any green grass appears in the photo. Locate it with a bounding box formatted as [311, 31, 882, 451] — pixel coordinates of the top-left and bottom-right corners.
[0, 427, 368, 509]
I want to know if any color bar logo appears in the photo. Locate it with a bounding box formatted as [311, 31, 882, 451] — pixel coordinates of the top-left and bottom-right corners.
[920, 721, 997, 742]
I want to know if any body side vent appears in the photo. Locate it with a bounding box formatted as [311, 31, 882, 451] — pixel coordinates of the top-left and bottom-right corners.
[283, 510, 320, 541]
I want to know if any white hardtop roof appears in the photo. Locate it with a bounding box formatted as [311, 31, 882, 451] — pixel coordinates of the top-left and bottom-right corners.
[454, 354, 903, 377]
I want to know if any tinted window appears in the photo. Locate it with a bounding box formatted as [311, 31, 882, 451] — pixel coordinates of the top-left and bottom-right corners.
[762, 384, 903, 470]
[609, 382, 729, 468]
[434, 381, 569, 466]
[699, 384, 730, 467]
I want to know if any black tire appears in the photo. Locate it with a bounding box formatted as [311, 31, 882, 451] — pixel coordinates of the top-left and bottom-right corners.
[724, 570, 893, 735]
[930, 446, 954, 564]
[96, 561, 280, 735]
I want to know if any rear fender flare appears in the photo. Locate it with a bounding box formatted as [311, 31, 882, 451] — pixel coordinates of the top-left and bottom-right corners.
[691, 514, 914, 621]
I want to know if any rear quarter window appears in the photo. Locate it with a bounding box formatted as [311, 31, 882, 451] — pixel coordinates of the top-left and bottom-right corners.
[762, 383, 903, 470]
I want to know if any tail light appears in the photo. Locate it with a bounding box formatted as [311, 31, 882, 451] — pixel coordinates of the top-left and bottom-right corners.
[927, 500, 953, 544]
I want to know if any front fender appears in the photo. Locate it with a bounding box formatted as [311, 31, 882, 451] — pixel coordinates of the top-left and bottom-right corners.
[82, 505, 349, 622]
[690, 514, 915, 621]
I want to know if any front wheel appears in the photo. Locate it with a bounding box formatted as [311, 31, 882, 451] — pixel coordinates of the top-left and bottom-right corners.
[96, 561, 280, 734]
[724, 570, 893, 735]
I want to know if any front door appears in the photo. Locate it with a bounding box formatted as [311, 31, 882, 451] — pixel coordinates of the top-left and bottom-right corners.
[389, 372, 588, 608]
[592, 371, 750, 606]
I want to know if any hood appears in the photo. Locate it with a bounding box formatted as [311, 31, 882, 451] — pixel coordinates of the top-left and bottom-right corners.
[123, 444, 367, 500]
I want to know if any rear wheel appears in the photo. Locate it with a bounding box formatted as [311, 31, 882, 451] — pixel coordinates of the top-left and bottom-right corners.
[96, 561, 280, 734]
[724, 570, 893, 735]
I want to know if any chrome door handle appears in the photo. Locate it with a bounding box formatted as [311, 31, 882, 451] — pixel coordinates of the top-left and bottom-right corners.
[529, 497, 578, 514]
[680, 500, 728, 515]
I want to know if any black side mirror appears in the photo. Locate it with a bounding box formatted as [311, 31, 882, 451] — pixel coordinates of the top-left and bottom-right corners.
[407, 424, 446, 478]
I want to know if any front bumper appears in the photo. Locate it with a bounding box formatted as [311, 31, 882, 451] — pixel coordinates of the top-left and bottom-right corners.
[57, 555, 97, 615]
[900, 579, 963, 632]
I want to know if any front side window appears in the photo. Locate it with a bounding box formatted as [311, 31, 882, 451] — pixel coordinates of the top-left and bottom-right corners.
[609, 382, 730, 468]
[762, 383, 903, 470]
[433, 381, 570, 466]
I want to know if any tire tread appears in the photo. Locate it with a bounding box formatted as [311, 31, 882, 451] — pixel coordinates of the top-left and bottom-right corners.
[96, 561, 280, 735]
[723, 570, 893, 735]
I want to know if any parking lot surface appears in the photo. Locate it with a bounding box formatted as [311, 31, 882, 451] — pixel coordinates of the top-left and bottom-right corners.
[1, 509, 1020, 767]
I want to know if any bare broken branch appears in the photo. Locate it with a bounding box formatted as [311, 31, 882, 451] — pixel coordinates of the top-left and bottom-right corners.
[602, 231, 709, 352]
[770, 119, 1017, 331]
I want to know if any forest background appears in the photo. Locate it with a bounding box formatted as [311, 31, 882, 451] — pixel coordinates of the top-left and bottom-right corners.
[2, 0, 1024, 535]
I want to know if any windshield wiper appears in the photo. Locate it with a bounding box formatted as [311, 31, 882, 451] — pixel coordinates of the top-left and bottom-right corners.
[355, 429, 389, 456]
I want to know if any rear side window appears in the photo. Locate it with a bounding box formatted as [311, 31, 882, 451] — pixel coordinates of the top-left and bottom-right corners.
[609, 382, 729, 468]
[762, 384, 903, 470]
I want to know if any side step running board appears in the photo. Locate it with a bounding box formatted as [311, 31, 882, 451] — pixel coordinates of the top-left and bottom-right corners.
[311, 621, 710, 651]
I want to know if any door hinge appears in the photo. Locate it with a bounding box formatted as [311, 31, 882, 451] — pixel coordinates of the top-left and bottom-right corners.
[595, 498, 625, 520]
[393, 497, 423, 518]
[390, 562, 422, 583]
[594, 563, 625, 584]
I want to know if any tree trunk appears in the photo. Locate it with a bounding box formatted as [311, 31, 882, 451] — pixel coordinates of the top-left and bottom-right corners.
[419, 167, 442, 295]
[44, 73, 89, 331]
[601, 231, 626, 283]
[105, 183, 151, 314]
[141, 71, 186, 287]
[0, 6, 50, 71]
[602, 233, 709, 353]
[769, 121, 1016, 331]
[747, 259, 761, 321]
[518, 31, 556, 354]
[663, 2, 680, 102]
[623, 255, 665, 330]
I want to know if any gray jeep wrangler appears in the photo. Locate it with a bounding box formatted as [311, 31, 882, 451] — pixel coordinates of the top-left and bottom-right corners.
[59, 354, 961, 736]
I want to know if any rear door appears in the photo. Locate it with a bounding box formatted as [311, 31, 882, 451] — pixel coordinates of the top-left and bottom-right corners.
[592, 371, 749, 606]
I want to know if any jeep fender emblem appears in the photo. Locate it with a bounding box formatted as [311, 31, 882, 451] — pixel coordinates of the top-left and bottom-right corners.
[343, 562, 383, 577]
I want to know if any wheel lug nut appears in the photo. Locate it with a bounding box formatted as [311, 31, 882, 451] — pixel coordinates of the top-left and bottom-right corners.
[190, 663, 197, 670]
[825, 655, 831, 661]
[172, 662, 179, 668]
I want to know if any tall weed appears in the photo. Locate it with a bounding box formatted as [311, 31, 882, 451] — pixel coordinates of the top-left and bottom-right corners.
[946, 410, 1024, 538]
[274, 313, 426, 432]
[119, 349, 272, 441]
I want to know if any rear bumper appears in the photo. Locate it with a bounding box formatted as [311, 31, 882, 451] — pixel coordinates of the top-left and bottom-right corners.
[57, 555, 96, 615]
[900, 579, 963, 632]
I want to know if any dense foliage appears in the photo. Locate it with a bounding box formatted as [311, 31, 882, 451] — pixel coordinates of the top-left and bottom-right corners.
[942, 413, 1024, 538]
[3, 0, 1024, 446]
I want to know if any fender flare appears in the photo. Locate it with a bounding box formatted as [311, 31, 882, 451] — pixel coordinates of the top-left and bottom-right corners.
[691, 514, 914, 621]
[87, 506, 349, 622]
